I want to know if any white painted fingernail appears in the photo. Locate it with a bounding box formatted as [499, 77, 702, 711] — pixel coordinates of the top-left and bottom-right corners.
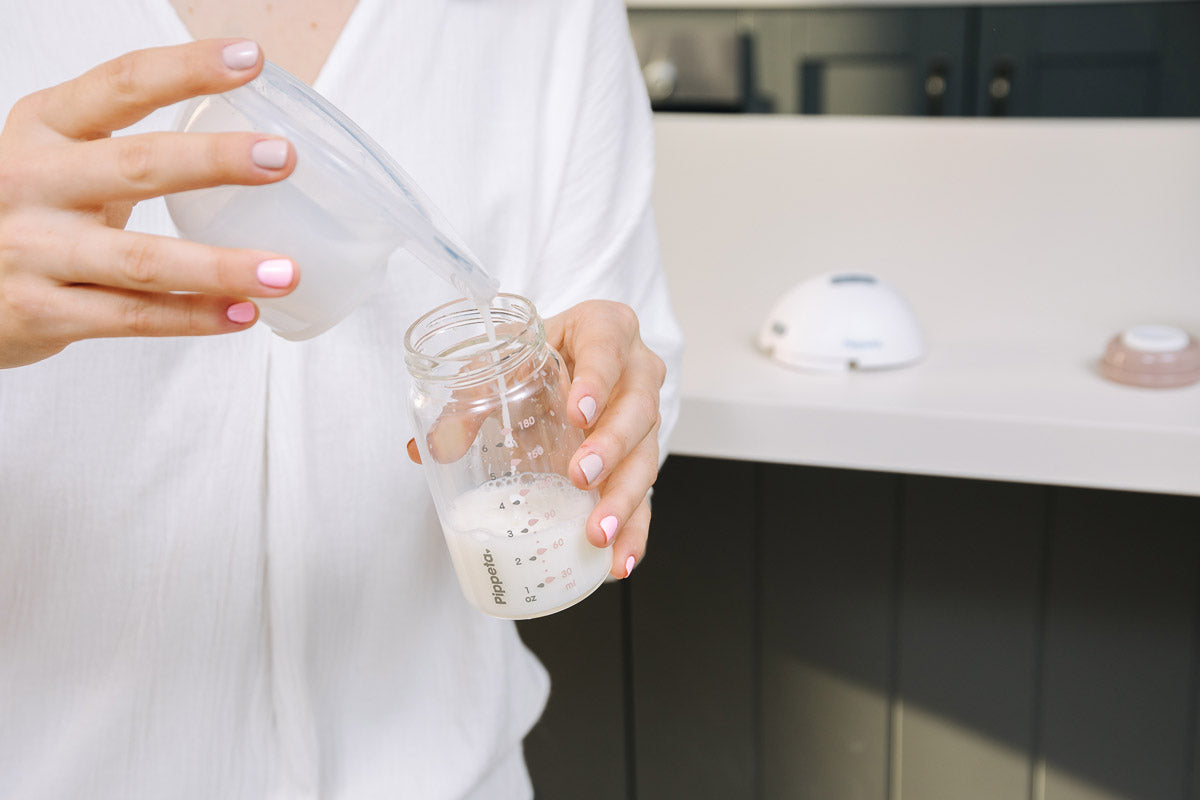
[222, 41, 260, 70]
[579, 453, 603, 485]
[624, 555, 637, 578]
[251, 139, 289, 169]
[600, 515, 618, 545]
[578, 396, 597, 426]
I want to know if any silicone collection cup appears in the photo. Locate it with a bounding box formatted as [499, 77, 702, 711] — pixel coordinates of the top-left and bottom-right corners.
[1101, 325, 1200, 388]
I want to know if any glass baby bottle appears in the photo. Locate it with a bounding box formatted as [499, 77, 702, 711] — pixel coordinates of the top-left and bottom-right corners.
[404, 294, 611, 619]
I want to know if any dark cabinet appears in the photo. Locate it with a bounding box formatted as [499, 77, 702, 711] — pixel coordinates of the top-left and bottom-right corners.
[628, 2, 1200, 117]
[520, 456, 1200, 799]
[790, 7, 971, 115]
[975, 2, 1200, 116]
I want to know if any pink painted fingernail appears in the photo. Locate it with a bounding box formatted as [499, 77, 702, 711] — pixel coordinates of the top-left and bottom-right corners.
[256, 258, 294, 288]
[578, 395, 597, 426]
[624, 555, 637, 578]
[600, 515, 618, 545]
[579, 453, 603, 485]
[226, 301, 256, 324]
[222, 41, 260, 70]
[251, 139, 289, 169]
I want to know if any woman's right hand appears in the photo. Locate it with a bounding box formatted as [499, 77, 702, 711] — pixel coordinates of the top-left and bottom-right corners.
[0, 39, 299, 369]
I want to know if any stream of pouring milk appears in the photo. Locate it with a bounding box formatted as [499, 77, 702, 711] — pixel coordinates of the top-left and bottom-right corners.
[479, 300, 515, 446]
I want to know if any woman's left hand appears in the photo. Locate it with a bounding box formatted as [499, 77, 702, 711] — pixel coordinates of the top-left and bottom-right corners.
[543, 300, 666, 580]
[407, 299, 666, 580]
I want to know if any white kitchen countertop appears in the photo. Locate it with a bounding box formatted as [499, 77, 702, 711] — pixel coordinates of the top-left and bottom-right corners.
[652, 114, 1200, 496]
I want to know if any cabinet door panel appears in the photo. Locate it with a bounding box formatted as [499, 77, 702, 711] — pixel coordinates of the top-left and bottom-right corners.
[761, 465, 900, 799]
[794, 8, 968, 116]
[802, 58, 920, 116]
[518, 583, 627, 800]
[1034, 57, 1158, 117]
[1038, 488, 1200, 800]
[977, 3, 1200, 117]
[631, 456, 759, 799]
[894, 477, 1047, 800]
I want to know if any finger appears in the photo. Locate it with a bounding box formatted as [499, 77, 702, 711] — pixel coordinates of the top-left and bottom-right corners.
[10, 282, 258, 342]
[22, 132, 295, 208]
[30, 39, 264, 141]
[570, 354, 664, 489]
[585, 426, 660, 550]
[17, 215, 297, 297]
[427, 410, 486, 464]
[548, 302, 640, 428]
[611, 497, 652, 580]
[423, 354, 542, 463]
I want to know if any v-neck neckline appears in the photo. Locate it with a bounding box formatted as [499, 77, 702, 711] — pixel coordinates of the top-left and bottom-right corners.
[308, 0, 377, 96]
[156, 0, 378, 95]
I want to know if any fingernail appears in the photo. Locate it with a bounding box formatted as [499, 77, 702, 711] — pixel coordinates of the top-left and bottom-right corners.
[256, 258, 294, 288]
[251, 139, 289, 169]
[579, 453, 603, 485]
[624, 555, 637, 578]
[578, 396, 597, 426]
[222, 41, 260, 70]
[226, 301, 256, 324]
[600, 515, 618, 545]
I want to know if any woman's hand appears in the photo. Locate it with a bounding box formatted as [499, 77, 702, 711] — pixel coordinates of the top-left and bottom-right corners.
[547, 300, 666, 580]
[0, 39, 298, 369]
[408, 300, 667, 580]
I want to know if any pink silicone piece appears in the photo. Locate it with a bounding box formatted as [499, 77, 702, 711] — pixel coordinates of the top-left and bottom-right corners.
[1100, 328, 1200, 388]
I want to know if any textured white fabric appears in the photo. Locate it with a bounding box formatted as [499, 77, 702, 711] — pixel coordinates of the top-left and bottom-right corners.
[0, 1, 683, 798]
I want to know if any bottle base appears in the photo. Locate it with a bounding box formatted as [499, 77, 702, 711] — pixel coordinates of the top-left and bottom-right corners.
[470, 567, 609, 621]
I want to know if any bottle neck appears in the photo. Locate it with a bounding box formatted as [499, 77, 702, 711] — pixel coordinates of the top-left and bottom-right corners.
[404, 294, 544, 389]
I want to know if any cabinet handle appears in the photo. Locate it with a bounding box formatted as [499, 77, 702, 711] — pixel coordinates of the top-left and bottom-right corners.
[988, 60, 1015, 117]
[924, 60, 948, 116]
[642, 59, 679, 104]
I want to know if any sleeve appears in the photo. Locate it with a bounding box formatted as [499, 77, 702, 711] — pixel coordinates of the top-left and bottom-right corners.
[528, 0, 685, 462]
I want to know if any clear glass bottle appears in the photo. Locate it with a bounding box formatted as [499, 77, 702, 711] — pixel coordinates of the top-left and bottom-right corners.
[405, 294, 611, 619]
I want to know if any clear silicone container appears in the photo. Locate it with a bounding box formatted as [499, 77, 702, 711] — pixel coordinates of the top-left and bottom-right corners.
[165, 61, 495, 340]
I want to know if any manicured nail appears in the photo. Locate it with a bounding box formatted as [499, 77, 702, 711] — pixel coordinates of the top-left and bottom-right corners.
[624, 555, 637, 578]
[578, 396, 597, 426]
[600, 515, 618, 545]
[251, 139, 289, 169]
[226, 301, 256, 324]
[222, 41, 260, 70]
[256, 258, 294, 288]
[579, 453, 603, 485]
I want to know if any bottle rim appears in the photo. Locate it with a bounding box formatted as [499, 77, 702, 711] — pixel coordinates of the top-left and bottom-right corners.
[404, 293, 543, 386]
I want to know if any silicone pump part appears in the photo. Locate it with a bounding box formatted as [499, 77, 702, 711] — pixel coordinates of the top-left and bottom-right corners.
[229, 61, 498, 301]
[1101, 325, 1200, 388]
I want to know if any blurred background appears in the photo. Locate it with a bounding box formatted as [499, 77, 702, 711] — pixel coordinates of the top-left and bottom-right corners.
[626, 1, 1199, 117]
[519, 3, 1200, 799]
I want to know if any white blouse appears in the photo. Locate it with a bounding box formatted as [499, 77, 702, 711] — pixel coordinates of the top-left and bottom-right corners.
[0, 1, 683, 797]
